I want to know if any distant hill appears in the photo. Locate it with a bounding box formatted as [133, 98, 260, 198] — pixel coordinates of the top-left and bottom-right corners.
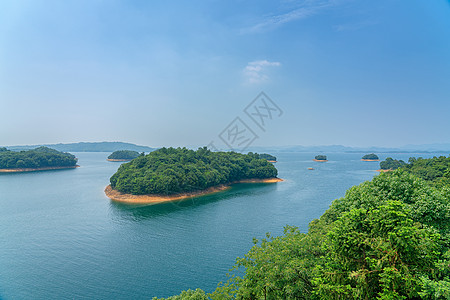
[7, 142, 155, 153]
[246, 144, 450, 153]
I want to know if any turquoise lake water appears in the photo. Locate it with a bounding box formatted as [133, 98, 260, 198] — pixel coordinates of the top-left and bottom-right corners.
[0, 151, 446, 299]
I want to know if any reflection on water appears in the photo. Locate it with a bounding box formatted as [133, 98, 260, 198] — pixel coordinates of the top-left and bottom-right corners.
[109, 182, 278, 222]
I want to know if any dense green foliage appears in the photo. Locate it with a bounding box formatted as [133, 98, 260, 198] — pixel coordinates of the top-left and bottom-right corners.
[314, 155, 327, 161]
[110, 147, 278, 195]
[107, 150, 141, 160]
[0, 147, 77, 169]
[152, 289, 208, 300]
[161, 165, 450, 299]
[404, 155, 450, 188]
[380, 157, 407, 170]
[257, 153, 277, 161]
[362, 153, 379, 160]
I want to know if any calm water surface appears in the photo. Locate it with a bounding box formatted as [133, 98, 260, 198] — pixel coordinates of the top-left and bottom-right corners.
[0, 152, 446, 299]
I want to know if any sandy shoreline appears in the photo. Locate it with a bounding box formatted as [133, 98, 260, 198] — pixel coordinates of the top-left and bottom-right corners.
[312, 159, 328, 162]
[105, 177, 283, 204]
[361, 159, 380, 162]
[267, 160, 277, 163]
[0, 165, 79, 173]
[376, 169, 392, 172]
[107, 159, 133, 162]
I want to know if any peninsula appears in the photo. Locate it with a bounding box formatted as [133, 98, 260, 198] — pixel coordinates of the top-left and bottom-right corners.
[0, 147, 78, 173]
[313, 155, 328, 162]
[361, 153, 380, 161]
[105, 147, 282, 204]
[107, 150, 141, 161]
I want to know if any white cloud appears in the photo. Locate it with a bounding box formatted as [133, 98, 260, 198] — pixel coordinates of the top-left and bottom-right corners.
[241, 0, 345, 34]
[243, 60, 281, 84]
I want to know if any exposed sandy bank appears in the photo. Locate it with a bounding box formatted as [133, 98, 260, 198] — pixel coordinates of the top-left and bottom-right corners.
[361, 159, 380, 162]
[376, 169, 392, 172]
[105, 177, 283, 204]
[312, 159, 328, 162]
[0, 165, 79, 173]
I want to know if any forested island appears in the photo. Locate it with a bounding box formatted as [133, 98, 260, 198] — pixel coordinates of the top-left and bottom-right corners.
[313, 154, 327, 162]
[256, 153, 277, 162]
[0, 147, 78, 172]
[361, 153, 379, 161]
[105, 147, 281, 204]
[107, 150, 141, 161]
[379, 157, 407, 171]
[156, 155, 450, 300]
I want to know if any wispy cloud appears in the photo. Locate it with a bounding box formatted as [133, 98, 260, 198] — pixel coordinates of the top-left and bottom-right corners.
[241, 0, 339, 34]
[243, 60, 281, 84]
[334, 20, 377, 32]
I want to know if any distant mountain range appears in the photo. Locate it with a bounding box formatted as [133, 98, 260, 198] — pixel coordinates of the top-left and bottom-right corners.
[6, 142, 155, 153]
[4, 141, 450, 154]
[247, 143, 450, 153]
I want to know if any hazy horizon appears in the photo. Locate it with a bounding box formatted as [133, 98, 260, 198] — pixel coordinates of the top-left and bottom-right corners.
[1, 1, 449, 149]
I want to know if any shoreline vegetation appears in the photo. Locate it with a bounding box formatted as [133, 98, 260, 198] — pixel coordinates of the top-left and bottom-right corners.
[105, 177, 283, 204]
[106, 158, 133, 162]
[0, 165, 79, 173]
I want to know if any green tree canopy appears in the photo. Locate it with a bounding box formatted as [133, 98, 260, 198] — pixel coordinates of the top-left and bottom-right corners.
[110, 147, 278, 195]
[404, 155, 450, 187]
[315, 155, 327, 161]
[107, 150, 141, 160]
[0, 147, 77, 169]
[255, 153, 277, 161]
[379, 157, 406, 170]
[362, 153, 379, 160]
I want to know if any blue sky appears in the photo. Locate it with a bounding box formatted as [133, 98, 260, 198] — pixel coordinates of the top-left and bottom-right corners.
[1, 0, 449, 148]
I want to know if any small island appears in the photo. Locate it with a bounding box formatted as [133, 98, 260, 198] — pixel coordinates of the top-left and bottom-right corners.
[378, 157, 407, 172]
[107, 150, 141, 161]
[0, 146, 78, 173]
[313, 155, 328, 162]
[105, 147, 282, 204]
[361, 153, 380, 161]
[256, 153, 277, 163]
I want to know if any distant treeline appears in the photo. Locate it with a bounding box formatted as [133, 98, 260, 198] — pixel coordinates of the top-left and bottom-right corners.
[108, 150, 141, 160]
[315, 155, 327, 161]
[257, 153, 277, 161]
[7, 142, 154, 153]
[110, 147, 278, 195]
[380, 157, 407, 170]
[362, 153, 379, 160]
[0, 147, 77, 169]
